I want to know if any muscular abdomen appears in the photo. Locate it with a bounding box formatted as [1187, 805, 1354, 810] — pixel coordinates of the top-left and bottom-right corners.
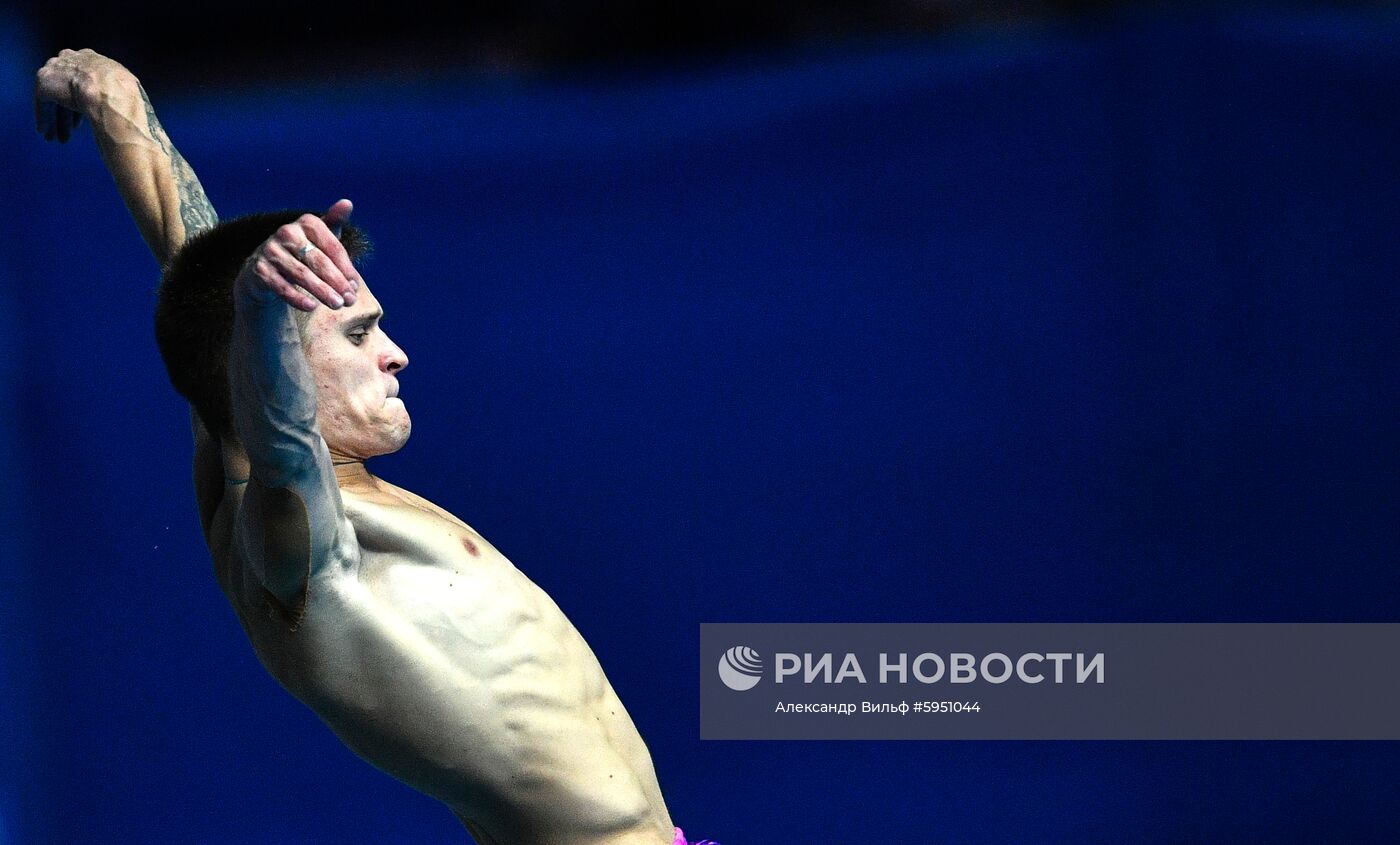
[221, 488, 671, 844]
[292, 555, 658, 840]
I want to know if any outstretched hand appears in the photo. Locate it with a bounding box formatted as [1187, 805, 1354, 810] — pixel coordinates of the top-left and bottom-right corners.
[34, 48, 136, 143]
[237, 200, 363, 313]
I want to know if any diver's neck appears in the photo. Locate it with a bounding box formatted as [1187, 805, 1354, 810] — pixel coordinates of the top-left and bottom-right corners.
[332, 458, 373, 487]
[220, 438, 374, 489]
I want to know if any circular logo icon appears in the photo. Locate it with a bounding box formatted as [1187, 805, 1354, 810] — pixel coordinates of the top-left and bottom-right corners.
[717, 646, 763, 691]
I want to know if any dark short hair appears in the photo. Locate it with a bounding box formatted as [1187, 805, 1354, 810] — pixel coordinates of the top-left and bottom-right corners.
[154, 211, 371, 438]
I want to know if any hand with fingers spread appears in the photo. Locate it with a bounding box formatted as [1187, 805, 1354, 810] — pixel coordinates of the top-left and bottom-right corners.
[236, 200, 363, 313]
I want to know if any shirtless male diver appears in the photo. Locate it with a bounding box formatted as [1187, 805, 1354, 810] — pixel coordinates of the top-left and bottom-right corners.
[35, 49, 716, 845]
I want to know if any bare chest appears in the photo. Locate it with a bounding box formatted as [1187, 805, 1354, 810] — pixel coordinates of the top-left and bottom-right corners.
[340, 488, 588, 666]
[209, 483, 665, 835]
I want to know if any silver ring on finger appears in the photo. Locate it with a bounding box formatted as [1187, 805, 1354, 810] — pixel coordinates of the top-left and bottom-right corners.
[297, 242, 316, 260]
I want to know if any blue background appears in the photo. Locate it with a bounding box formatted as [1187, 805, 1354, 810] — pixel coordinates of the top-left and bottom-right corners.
[3, 6, 1399, 843]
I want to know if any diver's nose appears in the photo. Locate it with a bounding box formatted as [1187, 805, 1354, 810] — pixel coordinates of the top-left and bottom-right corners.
[381, 334, 408, 373]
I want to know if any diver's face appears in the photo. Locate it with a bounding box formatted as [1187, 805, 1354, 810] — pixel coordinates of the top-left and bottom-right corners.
[302, 281, 411, 459]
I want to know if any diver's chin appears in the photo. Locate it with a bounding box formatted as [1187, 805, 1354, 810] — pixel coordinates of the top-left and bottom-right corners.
[383, 418, 411, 455]
[351, 418, 411, 460]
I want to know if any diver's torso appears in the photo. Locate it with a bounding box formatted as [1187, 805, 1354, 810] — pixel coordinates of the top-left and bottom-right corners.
[205, 478, 673, 845]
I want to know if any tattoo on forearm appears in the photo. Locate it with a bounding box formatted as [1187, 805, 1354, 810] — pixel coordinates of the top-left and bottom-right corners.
[139, 85, 218, 242]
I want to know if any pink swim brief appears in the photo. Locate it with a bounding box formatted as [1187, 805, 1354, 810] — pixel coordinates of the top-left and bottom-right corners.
[674, 826, 719, 845]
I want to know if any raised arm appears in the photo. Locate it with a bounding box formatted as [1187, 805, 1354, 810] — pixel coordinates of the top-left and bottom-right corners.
[37, 49, 226, 525]
[35, 48, 217, 266]
[229, 202, 364, 606]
